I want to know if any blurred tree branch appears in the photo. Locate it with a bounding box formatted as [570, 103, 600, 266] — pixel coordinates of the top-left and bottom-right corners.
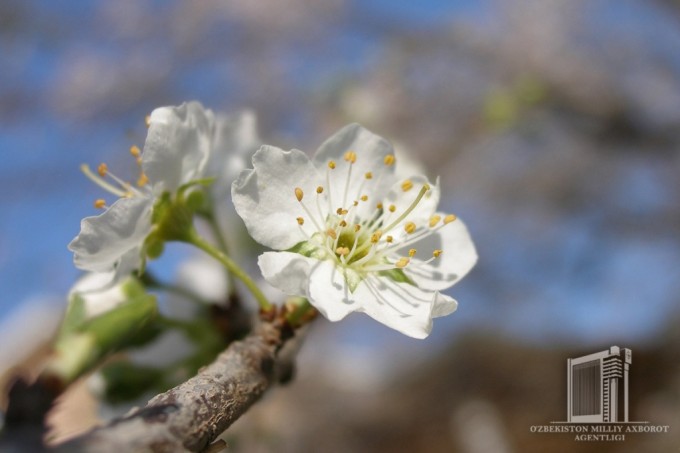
[52, 319, 303, 452]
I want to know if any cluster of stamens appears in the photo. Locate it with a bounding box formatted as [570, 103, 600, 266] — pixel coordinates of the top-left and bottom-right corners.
[82, 117, 151, 209]
[293, 151, 456, 275]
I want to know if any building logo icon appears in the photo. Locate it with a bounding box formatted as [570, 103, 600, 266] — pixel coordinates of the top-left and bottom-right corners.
[529, 345, 670, 442]
[566, 345, 632, 423]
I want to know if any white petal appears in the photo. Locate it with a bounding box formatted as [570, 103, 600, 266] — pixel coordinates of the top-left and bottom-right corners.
[403, 216, 478, 291]
[381, 175, 440, 238]
[232, 145, 323, 250]
[208, 110, 260, 201]
[307, 259, 361, 322]
[70, 273, 128, 319]
[142, 101, 215, 193]
[431, 292, 458, 318]
[258, 251, 319, 297]
[312, 124, 397, 221]
[69, 196, 152, 273]
[354, 277, 439, 339]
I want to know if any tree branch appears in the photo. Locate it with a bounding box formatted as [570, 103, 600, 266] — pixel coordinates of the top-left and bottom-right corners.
[53, 320, 302, 452]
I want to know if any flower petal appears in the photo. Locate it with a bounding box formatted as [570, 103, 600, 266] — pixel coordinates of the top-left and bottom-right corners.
[232, 145, 323, 250]
[258, 251, 319, 297]
[312, 124, 397, 221]
[208, 110, 260, 201]
[307, 259, 361, 321]
[403, 216, 478, 291]
[355, 276, 441, 339]
[142, 101, 215, 193]
[69, 196, 152, 273]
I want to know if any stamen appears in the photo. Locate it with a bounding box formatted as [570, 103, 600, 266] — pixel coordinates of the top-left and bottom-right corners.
[137, 173, 149, 187]
[365, 172, 373, 179]
[94, 199, 106, 209]
[408, 249, 417, 257]
[129, 145, 141, 157]
[389, 204, 396, 212]
[429, 215, 442, 227]
[371, 230, 383, 243]
[294, 187, 304, 202]
[376, 202, 383, 210]
[339, 220, 347, 227]
[395, 257, 410, 268]
[353, 200, 358, 207]
[297, 217, 305, 225]
[404, 222, 417, 234]
[444, 214, 457, 224]
[326, 229, 337, 239]
[433, 249, 442, 258]
[80, 164, 128, 198]
[386, 235, 393, 243]
[354, 224, 361, 232]
[328, 161, 336, 169]
[360, 195, 368, 202]
[401, 179, 414, 192]
[336, 246, 350, 256]
[344, 151, 357, 163]
[316, 186, 324, 194]
[384, 154, 395, 166]
[97, 163, 108, 177]
[382, 184, 431, 233]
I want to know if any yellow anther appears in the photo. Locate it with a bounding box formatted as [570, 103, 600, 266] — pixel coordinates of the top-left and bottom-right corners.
[405, 222, 417, 234]
[429, 215, 442, 228]
[336, 246, 350, 256]
[360, 195, 368, 202]
[389, 204, 396, 212]
[316, 186, 324, 194]
[353, 200, 359, 206]
[339, 220, 347, 227]
[376, 202, 383, 210]
[365, 172, 373, 179]
[97, 163, 108, 177]
[297, 217, 305, 225]
[94, 199, 106, 209]
[386, 235, 393, 243]
[401, 179, 414, 192]
[326, 228, 337, 239]
[395, 257, 410, 268]
[433, 249, 443, 258]
[370, 230, 382, 243]
[341, 209, 348, 215]
[384, 154, 395, 165]
[328, 160, 336, 169]
[423, 183, 431, 191]
[444, 214, 457, 224]
[408, 249, 416, 257]
[129, 145, 141, 157]
[144, 115, 151, 128]
[136, 156, 142, 165]
[295, 187, 304, 202]
[354, 224, 361, 232]
[344, 151, 357, 163]
[137, 173, 149, 187]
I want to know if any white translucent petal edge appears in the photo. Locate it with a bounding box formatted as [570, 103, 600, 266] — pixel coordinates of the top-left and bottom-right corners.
[258, 251, 320, 298]
[69, 196, 153, 273]
[231, 145, 323, 250]
[403, 215, 478, 291]
[142, 101, 215, 193]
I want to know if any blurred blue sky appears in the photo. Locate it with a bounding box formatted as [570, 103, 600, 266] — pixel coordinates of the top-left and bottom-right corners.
[1, 0, 679, 350]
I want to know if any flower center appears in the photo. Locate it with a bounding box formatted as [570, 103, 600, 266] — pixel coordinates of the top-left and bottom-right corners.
[293, 152, 454, 282]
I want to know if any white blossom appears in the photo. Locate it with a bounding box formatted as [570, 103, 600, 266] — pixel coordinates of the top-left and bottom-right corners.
[232, 124, 477, 338]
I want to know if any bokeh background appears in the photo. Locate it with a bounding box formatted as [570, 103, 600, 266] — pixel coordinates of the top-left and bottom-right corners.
[1, 0, 680, 451]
